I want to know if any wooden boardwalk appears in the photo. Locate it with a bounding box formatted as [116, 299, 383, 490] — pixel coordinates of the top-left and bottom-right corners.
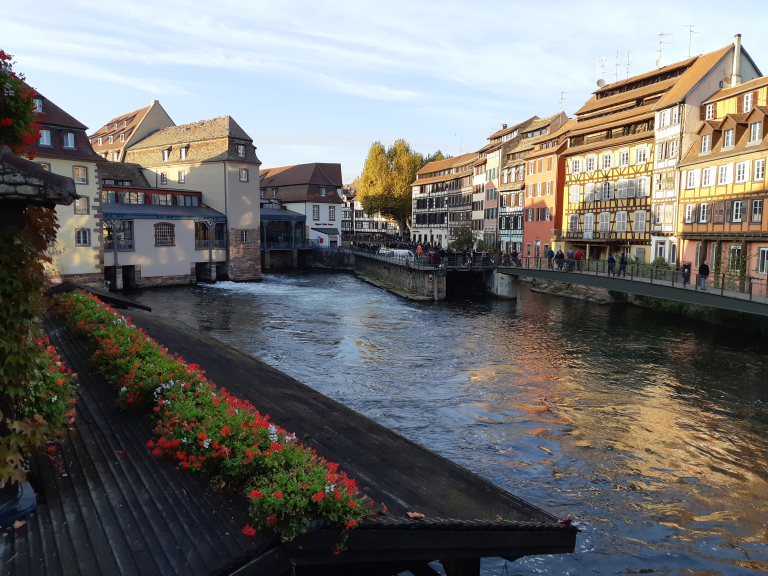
[0, 292, 577, 576]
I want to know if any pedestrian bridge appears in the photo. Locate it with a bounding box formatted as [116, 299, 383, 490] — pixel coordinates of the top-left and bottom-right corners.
[496, 258, 768, 317]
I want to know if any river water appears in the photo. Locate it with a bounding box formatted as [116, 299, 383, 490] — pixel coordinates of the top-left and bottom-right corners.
[130, 271, 768, 575]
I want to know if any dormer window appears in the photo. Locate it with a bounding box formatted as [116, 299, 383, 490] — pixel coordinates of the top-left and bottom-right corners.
[33, 98, 43, 113]
[163, 148, 170, 161]
[701, 134, 711, 153]
[97, 137, 103, 146]
[744, 93, 753, 113]
[63, 132, 75, 148]
[724, 129, 734, 148]
[112, 152, 119, 161]
[122, 120, 127, 128]
[320, 187, 326, 197]
[237, 144, 246, 158]
[39, 130, 51, 146]
[108, 135, 113, 144]
[705, 104, 714, 120]
[120, 133, 125, 142]
[180, 147, 187, 160]
[113, 123, 117, 130]
[750, 122, 761, 142]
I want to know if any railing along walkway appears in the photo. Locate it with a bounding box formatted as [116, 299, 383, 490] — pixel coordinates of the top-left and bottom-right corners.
[498, 257, 768, 316]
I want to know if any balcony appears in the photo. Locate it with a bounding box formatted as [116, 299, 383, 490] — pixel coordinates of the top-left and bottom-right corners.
[195, 238, 227, 250]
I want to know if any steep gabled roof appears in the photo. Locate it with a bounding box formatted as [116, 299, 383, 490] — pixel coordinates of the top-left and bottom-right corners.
[259, 163, 342, 188]
[653, 45, 733, 109]
[487, 116, 538, 141]
[703, 75, 768, 104]
[128, 116, 252, 150]
[29, 87, 87, 130]
[96, 161, 151, 187]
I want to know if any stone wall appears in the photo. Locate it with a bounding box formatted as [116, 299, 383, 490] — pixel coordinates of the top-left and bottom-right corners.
[354, 255, 446, 300]
[227, 227, 262, 281]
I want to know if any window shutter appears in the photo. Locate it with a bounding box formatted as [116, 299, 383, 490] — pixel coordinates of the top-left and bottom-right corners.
[726, 200, 732, 222]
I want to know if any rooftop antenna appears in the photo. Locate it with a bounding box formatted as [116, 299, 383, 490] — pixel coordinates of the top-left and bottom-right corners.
[654, 32, 673, 68]
[596, 57, 607, 88]
[626, 51, 632, 79]
[556, 91, 571, 112]
[614, 51, 625, 82]
[682, 25, 699, 58]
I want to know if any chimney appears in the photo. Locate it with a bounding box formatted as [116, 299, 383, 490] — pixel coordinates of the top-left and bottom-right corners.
[731, 34, 742, 87]
[151, 99, 159, 105]
[502, 124, 507, 129]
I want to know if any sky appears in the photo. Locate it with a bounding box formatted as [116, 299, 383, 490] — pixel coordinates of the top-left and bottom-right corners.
[5, 0, 768, 184]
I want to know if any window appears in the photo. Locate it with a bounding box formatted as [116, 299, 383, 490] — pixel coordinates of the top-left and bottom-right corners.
[178, 170, 185, 183]
[108, 135, 113, 144]
[633, 210, 647, 232]
[672, 106, 680, 124]
[685, 204, 694, 223]
[585, 183, 595, 203]
[636, 147, 647, 164]
[63, 132, 75, 148]
[732, 200, 743, 222]
[152, 193, 173, 205]
[180, 147, 187, 160]
[699, 203, 711, 223]
[104, 221, 134, 250]
[701, 134, 711, 153]
[320, 187, 326, 197]
[744, 92, 753, 113]
[75, 229, 90, 246]
[260, 188, 265, 198]
[160, 172, 167, 185]
[718, 164, 732, 185]
[118, 191, 145, 204]
[546, 156, 553, 172]
[586, 157, 596, 172]
[528, 184, 534, 198]
[660, 109, 670, 127]
[73, 166, 87, 184]
[74, 197, 89, 214]
[620, 150, 629, 167]
[701, 167, 712, 187]
[237, 144, 246, 158]
[176, 194, 198, 206]
[616, 211, 628, 232]
[724, 129, 734, 147]
[736, 161, 749, 183]
[545, 207, 551, 221]
[536, 182, 542, 196]
[528, 161, 534, 175]
[537, 159, 543, 173]
[758, 247, 768, 274]
[687, 171, 696, 189]
[751, 199, 763, 223]
[526, 208, 533, 222]
[571, 159, 581, 173]
[120, 133, 125, 143]
[569, 214, 579, 232]
[569, 185, 580, 204]
[39, 129, 51, 146]
[33, 98, 43, 113]
[669, 140, 678, 158]
[329, 206, 336, 220]
[163, 149, 170, 161]
[756, 159, 766, 181]
[312, 205, 319, 220]
[750, 122, 761, 142]
[599, 211, 610, 232]
[705, 104, 714, 120]
[546, 181, 552, 195]
[154, 223, 175, 246]
[601, 181, 614, 200]
[240, 230, 249, 243]
[38, 162, 50, 171]
[239, 168, 249, 182]
[108, 152, 117, 162]
[272, 188, 277, 198]
[518, 192, 523, 206]
[617, 179, 628, 199]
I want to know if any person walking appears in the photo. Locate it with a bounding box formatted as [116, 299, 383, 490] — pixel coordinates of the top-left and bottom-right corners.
[618, 253, 628, 277]
[607, 253, 616, 276]
[681, 262, 691, 287]
[699, 260, 710, 291]
[546, 247, 555, 269]
[566, 248, 575, 272]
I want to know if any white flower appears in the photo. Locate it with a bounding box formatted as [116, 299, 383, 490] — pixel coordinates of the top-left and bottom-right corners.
[120, 387, 127, 393]
[51, 396, 57, 402]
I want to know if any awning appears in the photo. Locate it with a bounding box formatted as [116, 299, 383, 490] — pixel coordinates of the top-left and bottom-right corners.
[311, 227, 340, 236]
[102, 203, 226, 221]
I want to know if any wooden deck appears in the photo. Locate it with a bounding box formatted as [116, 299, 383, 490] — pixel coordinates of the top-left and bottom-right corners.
[0, 288, 577, 576]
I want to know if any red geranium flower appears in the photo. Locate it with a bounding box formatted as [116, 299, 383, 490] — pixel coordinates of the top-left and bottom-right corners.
[249, 490, 262, 499]
[242, 524, 256, 536]
[312, 492, 324, 502]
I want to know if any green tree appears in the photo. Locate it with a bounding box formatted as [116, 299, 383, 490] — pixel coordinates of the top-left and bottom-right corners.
[424, 150, 451, 164]
[358, 139, 424, 235]
[449, 225, 474, 250]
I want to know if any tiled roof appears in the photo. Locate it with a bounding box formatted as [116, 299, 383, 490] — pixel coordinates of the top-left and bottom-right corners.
[522, 114, 562, 134]
[576, 78, 677, 116]
[525, 118, 577, 159]
[412, 169, 473, 187]
[593, 55, 697, 97]
[679, 112, 768, 167]
[91, 105, 150, 138]
[703, 75, 768, 104]
[103, 202, 226, 220]
[561, 130, 654, 156]
[653, 45, 732, 109]
[487, 116, 538, 141]
[96, 162, 151, 187]
[128, 116, 252, 150]
[416, 153, 476, 176]
[569, 106, 655, 137]
[28, 86, 87, 130]
[259, 163, 342, 188]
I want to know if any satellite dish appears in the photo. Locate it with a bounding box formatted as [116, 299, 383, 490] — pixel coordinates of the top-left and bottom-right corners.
[656, 57, 666, 69]
[597, 78, 606, 88]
